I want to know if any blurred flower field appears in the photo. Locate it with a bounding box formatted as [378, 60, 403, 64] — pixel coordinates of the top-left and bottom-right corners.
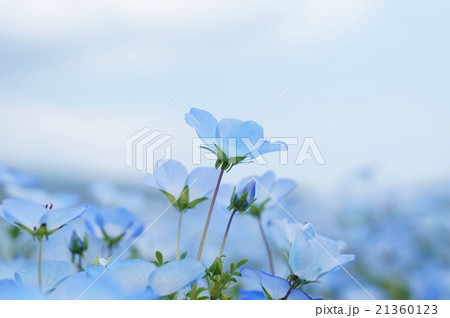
[0, 108, 449, 300]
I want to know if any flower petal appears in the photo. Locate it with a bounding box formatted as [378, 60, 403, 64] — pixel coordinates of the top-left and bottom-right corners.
[15, 261, 70, 293]
[46, 205, 87, 232]
[0, 198, 47, 231]
[152, 160, 188, 197]
[149, 259, 205, 296]
[187, 167, 220, 200]
[185, 108, 218, 144]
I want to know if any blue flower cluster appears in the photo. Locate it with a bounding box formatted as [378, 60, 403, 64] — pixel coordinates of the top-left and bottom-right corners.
[0, 109, 356, 299]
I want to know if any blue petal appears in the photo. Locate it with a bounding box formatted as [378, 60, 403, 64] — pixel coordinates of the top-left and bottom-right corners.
[241, 267, 260, 281]
[152, 159, 188, 197]
[257, 140, 287, 156]
[85, 207, 143, 241]
[216, 119, 265, 158]
[271, 178, 298, 201]
[0, 198, 47, 231]
[0, 264, 15, 281]
[0, 280, 43, 300]
[45, 205, 87, 232]
[149, 259, 205, 296]
[258, 270, 291, 300]
[289, 229, 354, 281]
[240, 289, 266, 300]
[187, 167, 220, 200]
[185, 108, 218, 144]
[15, 261, 70, 293]
[85, 259, 156, 294]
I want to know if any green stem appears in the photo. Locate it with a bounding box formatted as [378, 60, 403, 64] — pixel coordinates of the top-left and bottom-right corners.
[191, 169, 224, 299]
[176, 211, 183, 260]
[108, 245, 113, 258]
[219, 209, 237, 256]
[257, 217, 275, 275]
[38, 237, 43, 291]
[77, 254, 83, 272]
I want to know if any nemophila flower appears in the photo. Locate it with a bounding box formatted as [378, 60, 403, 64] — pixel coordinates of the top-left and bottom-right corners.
[235, 172, 296, 275]
[185, 108, 287, 170]
[51, 259, 158, 300]
[144, 159, 218, 260]
[288, 222, 355, 281]
[14, 261, 70, 293]
[0, 198, 86, 238]
[148, 259, 206, 297]
[144, 159, 218, 212]
[0, 280, 43, 300]
[4, 184, 80, 209]
[229, 179, 256, 213]
[85, 259, 156, 294]
[69, 231, 88, 270]
[241, 171, 297, 217]
[240, 268, 319, 300]
[219, 179, 256, 256]
[84, 206, 144, 255]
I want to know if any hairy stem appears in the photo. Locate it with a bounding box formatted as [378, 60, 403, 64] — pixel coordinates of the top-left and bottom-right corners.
[219, 209, 237, 256]
[176, 211, 183, 260]
[258, 217, 275, 275]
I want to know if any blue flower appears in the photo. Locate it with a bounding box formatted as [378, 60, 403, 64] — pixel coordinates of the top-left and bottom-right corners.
[247, 171, 297, 206]
[4, 184, 80, 209]
[144, 159, 218, 211]
[288, 222, 355, 281]
[14, 261, 70, 293]
[84, 206, 144, 248]
[0, 280, 43, 300]
[0, 198, 86, 238]
[51, 259, 158, 300]
[230, 179, 256, 212]
[240, 267, 319, 300]
[148, 259, 206, 297]
[185, 108, 287, 164]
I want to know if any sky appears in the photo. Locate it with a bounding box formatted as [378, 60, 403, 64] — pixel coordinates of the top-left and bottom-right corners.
[1, 0, 449, 191]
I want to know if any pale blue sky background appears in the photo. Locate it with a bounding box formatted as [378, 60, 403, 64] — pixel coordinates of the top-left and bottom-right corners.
[1, 0, 449, 191]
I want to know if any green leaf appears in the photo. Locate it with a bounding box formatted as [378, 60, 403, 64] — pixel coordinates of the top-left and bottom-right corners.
[215, 159, 223, 169]
[177, 185, 190, 211]
[229, 156, 247, 164]
[187, 197, 208, 209]
[160, 190, 177, 205]
[214, 144, 227, 161]
[262, 287, 273, 300]
[155, 251, 163, 265]
[200, 145, 215, 154]
[13, 222, 36, 237]
[180, 251, 188, 260]
[235, 258, 249, 269]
